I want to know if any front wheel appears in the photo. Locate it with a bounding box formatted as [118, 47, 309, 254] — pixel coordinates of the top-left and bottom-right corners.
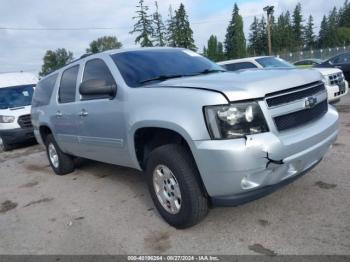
[45, 134, 75, 175]
[0, 136, 11, 152]
[146, 144, 208, 229]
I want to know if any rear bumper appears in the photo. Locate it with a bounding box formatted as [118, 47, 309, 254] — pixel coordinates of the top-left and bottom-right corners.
[0, 128, 34, 144]
[192, 106, 338, 204]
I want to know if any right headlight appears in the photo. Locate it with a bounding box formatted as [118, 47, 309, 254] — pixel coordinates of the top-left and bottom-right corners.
[0, 115, 15, 123]
[204, 101, 269, 139]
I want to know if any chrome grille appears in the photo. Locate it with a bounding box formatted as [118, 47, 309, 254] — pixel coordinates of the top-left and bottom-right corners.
[265, 82, 328, 132]
[18, 114, 33, 129]
[328, 72, 344, 86]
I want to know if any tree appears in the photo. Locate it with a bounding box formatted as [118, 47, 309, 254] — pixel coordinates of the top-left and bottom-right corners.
[204, 35, 225, 61]
[304, 15, 315, 49]
[224, 3, 247, 59]
[318, 15, 329, 48]
[39, 48, 73, 77]
[152, 1, 166, 46]
[173, 4, 197, 50]
[166, 5, 176, 47]
[339, 0, 350, 27]
[292, 3, 304, 50]
[248, 17, 259, 55]
[130, 0, 153, 47]
[86, 36, 122, 53]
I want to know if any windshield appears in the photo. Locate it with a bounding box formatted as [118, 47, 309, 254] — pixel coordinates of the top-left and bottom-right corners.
[256, 57, 295, 69]
[111, 49, 224, 87]
[0, 85, 35, 109]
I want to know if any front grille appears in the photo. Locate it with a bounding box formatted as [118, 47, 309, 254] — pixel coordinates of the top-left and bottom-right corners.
[18, 114, 33, 129]
[266, 82, 325, 107]
[329, 72, 344, 86]
[274, 100, 328, 131]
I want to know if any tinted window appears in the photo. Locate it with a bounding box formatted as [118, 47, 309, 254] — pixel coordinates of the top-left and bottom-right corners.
[83, 59, 116, 85]
[256, 57, 294, 68]
[111, 49, 223, 87]
[32, 74, 58, 107]
[59, 66, 79, 103]
[0, 85, 35, 109]
[224, 62, 257, 71]
[334, 53, 350, 64]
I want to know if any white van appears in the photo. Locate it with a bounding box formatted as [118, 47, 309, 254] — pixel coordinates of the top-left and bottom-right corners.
[0, 72, 38, 151]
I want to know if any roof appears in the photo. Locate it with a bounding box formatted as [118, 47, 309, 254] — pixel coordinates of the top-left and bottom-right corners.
[0, 72, 38, 88]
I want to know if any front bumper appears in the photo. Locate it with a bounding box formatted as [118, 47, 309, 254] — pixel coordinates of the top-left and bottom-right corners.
[0, 128, 35, 144]
[192, 106, 338, 205]
[326, 81, 349, 102]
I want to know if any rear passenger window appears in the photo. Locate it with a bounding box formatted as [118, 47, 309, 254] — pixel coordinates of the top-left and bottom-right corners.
[82, 59, 116, 86]
[59, 65, 79, 103]
[32, 73, 58, 107]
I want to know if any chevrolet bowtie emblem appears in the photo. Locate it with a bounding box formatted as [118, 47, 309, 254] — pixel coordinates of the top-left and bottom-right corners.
[305, 96, 318, 109]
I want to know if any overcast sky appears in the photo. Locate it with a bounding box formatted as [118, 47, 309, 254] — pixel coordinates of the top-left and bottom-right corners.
[0, 0, 345, 74]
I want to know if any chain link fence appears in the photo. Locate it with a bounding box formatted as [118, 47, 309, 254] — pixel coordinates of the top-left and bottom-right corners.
[277, 45, 350, 63]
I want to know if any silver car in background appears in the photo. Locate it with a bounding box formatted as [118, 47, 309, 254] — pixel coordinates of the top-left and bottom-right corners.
[31, 48, 338, 228]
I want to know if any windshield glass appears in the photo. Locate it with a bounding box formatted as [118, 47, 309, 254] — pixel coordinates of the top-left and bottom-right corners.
[111, 49, 224, 87]
[256, 57, 295, 69]
[0, 85, 35, 109]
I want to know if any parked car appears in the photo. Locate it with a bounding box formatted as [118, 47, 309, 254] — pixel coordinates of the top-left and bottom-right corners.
[32, 48, 338, 228]
[219, 56, 348, 103]
[314, 52, 350, 82]
[294, 59, 323, 68]
[0, 72, 38, 151]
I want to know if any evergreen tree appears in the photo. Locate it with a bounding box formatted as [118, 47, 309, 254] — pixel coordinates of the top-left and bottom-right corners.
[327, 7, 341, 47]
[152, 1, 166, 46]
[304, 16, 315, 49]
[166, 5, 176, 47]
[39, 48, 74, 77]
[257, 16, 268, 55]
[86, 36, 122, 53]
[217, 42, 225, 61]
[204, 35, 225, 61]
[225, 3, 247, 59]
[339, 0, 350, 27]
[248, 17, 259, 55]
[130, 0, 153, 47]
[318, 16, 329, 48]
[173, 4, 197, 51]
[292, 3, 304, 50]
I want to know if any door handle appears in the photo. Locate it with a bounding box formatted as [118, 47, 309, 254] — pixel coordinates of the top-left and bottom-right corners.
[79, 109, 88, 117]
[56, 111, 63, 118]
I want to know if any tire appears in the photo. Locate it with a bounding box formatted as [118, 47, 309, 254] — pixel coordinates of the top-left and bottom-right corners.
[146, 144, 208, 229]
[0, 136, 11, 152]
[45, 134, 75, 175]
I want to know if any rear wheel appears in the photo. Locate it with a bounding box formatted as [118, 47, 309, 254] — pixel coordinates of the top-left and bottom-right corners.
[0, 136, 11, 152]
[146, 144, 208, 229]
[45, 134, 75, 175]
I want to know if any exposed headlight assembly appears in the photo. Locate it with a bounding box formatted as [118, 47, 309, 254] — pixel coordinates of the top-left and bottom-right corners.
[0, 115, 15, 123]
[322, 75, 330, 85]
[204, 102, 269, 139]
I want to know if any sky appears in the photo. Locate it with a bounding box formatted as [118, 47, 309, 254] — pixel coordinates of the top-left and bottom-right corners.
[0, 0, 346, 74]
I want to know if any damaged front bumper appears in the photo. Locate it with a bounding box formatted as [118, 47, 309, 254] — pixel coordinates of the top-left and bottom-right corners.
[192, 106, 338, 206]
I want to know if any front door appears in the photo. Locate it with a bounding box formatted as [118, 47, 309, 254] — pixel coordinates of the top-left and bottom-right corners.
[75, 58, 131, 166]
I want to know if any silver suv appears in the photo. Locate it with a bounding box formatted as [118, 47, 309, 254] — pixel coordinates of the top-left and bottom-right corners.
[31, 48, 339, 228]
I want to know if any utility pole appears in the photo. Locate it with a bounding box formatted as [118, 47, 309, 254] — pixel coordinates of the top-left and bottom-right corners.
[264, 6, 274, 56]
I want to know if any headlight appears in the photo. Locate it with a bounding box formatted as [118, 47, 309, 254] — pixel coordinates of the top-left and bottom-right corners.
[0, 115, 15, 123]
[322, 75, 330, 85]
[204, 102, 269, 139]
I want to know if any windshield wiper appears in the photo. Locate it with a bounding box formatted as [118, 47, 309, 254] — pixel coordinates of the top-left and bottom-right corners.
[191, 69, 226, 76]
[139, 74, 186, 84]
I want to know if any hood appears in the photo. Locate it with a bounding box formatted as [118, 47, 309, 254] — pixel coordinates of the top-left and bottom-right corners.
[312, 67, 342, 76]
[0, 105, 31, 117]
[157, 68, 322, 101]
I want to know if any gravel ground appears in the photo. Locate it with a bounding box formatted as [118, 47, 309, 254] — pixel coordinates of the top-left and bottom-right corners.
[0, 94, 349, 255]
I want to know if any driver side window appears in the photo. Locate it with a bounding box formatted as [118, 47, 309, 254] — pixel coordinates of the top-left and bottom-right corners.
[333, 53, 350, 65]
[81, 59, 116, 100]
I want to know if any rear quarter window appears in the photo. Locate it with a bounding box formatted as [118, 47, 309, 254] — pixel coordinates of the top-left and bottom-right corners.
[32, 73, 58, 107]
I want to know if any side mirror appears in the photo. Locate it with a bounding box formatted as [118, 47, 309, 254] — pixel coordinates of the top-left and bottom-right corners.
[79, 79, 116, 98]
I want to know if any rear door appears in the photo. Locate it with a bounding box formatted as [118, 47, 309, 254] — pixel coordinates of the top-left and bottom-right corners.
[51, 65, 80, 155]
[74, 58, 130, 166]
